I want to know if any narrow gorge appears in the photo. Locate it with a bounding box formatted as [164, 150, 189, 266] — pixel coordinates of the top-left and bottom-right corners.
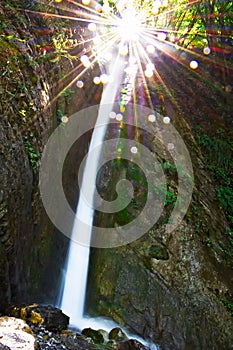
[0, 1, 232, 349]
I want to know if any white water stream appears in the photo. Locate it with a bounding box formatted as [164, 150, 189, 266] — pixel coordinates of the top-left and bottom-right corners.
[59, 54, 124, 326]
[58, 53, 158, 349]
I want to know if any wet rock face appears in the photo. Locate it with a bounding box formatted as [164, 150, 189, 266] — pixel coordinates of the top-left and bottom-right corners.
[0, 1, 59, 306]
[0, 1, 102, 306]
[86, 109, 233, 348]
[87, 207, 233, 349]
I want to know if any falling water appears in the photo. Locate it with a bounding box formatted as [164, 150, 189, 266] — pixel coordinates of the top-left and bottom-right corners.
[59, 54, 124, 327]
[58, 52, 159, 349]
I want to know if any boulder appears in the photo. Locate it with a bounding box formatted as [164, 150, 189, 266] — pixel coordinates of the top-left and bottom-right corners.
[81, 327, 104, 344]
[109, 327, 127, 342]
[4, 304, 69, 331]
[0, 316, 36, 350]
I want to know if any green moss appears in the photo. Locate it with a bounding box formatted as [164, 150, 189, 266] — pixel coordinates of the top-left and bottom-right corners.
[219, 298, 233, 316]
[148, 245, 169, 260]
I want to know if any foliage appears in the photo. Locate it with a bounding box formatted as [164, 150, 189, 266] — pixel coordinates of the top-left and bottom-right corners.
[61, 88, 75, 104]
[51, 32, 78, 61]
[195, 128, 233, 261]
[217, 187, 233, 217]
[24, 139, 39, 172]
[219, 298, 233, 316]
[195, 129, 233, 171]
[152, 0, 233, 50]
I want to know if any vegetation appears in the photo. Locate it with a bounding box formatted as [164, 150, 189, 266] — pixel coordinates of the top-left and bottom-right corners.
[220, 298, 233, 317]
[24, 138, 39, 172]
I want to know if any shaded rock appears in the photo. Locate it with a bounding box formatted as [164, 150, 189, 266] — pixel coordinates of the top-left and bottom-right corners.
[81, 327, 104, 344]
[116, 339, 149, 350]
[31, 305, 69, 332]
[4, 304, 69, 331]
[0, 316, 36, 350]
[109, 327, 127, 342]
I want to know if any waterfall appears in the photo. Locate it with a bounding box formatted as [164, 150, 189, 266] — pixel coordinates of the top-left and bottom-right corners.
[58, 52, 159, 349]
[59, 53, 124, 328]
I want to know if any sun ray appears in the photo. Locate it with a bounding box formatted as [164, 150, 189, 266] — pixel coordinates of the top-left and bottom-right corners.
[16, 0, 230, 130]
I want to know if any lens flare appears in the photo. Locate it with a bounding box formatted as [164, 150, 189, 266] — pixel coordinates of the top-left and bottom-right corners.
[93, 76, 101, 84]
[148, 114, 156, 122]
[88, 23, 97, 32]
[61, 116, 69, 123]
[100, 74, 109, 84]
[119, 45, 128, 56]
[116, 113, 123, 121]
[130, 146, 138, 154]
[76, 80, 84, 88]
[190, 60, 199, 70]
[203, 47, 211, 55]
[147, 45, 155, 54]
[157, 32, 166, 41]
[80, 55, 91, 68]
[109, 111, 116, 119]
[95, 4, 102, 12]
[145, 69, 153, 78]
[82, 0, 90, 5]
[163, 116, 171, 124]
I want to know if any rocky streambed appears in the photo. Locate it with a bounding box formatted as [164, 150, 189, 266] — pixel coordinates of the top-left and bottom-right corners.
[0, 304, 152, 350]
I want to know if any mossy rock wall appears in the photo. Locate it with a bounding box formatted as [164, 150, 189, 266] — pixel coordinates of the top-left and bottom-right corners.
[0, 1, 102, 305]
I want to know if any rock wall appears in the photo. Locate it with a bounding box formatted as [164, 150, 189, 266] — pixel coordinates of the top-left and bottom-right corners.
[86, 53, 233, 349]
[0, 2, 55, 305]
[0, 1, 102, 306]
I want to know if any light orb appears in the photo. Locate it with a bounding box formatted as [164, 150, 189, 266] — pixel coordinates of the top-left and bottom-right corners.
[130, 146, 138, 154]
[163, 116, 170, 124]
[147, 45, 155, 54]
[145, 69, 153, 78]
[100, 74, 109, 84]
[93, 76, 101, 84]
[190, 60, 199, 70]
[82, 0, 90, 5]
[76, 80, 84, 88]
[88, 23, 97, 32]
[61, 116, 69, 123]
[95, 4, 102, 12]
[119, 45, 128, 56]
[157, 32, 166, 41]
[80, 55, 91, 68]
[203, 46, 211, 55]
[116, 113, 123, 121]
[109, 111, 116, 119]
[148, 114, 156, 122]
